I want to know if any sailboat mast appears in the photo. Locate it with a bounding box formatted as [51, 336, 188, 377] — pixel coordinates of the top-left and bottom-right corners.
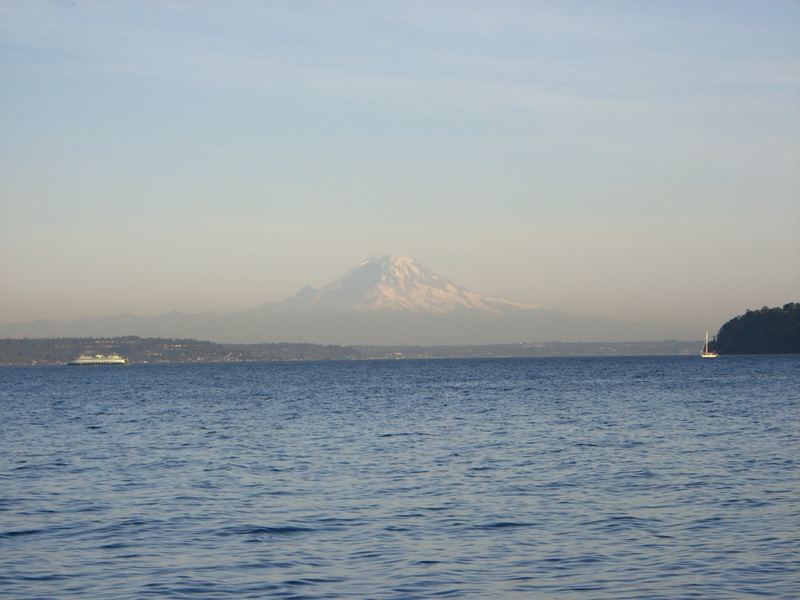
[701, 330, 717, 357]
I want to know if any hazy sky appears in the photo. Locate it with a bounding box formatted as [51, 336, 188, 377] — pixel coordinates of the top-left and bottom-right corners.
[1, 1, 798, 331]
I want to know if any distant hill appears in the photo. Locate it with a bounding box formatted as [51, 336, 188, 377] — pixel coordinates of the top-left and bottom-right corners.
[0, 255, 697, 345]
[712, 303, 800, 354]
[0, 337, 701, 366]
[0, 337, 359, 366]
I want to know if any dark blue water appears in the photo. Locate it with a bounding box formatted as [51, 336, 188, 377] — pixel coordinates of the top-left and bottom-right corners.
[1, 356, 799, 598]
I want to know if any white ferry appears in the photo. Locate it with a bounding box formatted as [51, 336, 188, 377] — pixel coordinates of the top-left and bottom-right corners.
[67, 353, 129, 366]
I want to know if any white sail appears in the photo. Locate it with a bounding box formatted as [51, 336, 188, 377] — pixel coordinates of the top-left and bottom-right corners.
[701, 331, 718, 358]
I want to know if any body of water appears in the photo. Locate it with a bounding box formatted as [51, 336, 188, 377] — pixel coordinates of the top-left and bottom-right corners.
[1, 356, 799, 598]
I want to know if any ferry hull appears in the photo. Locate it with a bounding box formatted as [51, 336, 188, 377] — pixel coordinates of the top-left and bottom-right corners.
[67, 360, 128, 365]
[67, 354, 129, 365]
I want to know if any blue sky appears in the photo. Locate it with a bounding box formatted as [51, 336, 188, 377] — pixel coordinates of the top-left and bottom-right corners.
[1, 1, 798, 330]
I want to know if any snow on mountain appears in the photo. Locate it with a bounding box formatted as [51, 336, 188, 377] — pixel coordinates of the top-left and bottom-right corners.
[266, 255, 534, 315]
[0, 254, 699, 344]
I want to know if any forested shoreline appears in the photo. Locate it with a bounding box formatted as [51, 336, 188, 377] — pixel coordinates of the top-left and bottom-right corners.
[0, 337, 700, 365]
[712, 303, 800, 354]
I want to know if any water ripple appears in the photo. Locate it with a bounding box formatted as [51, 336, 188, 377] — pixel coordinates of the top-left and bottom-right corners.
[1, 356, 799, 598]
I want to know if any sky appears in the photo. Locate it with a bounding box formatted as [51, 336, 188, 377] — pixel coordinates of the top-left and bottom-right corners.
[1, 0, 798, 332]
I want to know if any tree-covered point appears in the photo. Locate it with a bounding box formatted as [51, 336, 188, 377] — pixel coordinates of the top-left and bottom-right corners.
[712, 303, 800, 354]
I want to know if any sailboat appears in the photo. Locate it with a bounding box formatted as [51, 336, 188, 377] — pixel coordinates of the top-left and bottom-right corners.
[701, 331, 718, 358]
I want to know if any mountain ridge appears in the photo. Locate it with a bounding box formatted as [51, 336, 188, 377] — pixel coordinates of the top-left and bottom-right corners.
[0, 255, 698, 344]
[249, 255, 533, 316]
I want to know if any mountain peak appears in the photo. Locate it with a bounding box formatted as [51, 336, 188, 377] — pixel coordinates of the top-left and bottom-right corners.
[359, 254, 422, 274]
[270, 255, 533, 315]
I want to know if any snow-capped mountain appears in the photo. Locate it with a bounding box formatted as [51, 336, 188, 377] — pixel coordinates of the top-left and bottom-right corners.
[262, 255, 532, 315]
[0, 255, 699, 345]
